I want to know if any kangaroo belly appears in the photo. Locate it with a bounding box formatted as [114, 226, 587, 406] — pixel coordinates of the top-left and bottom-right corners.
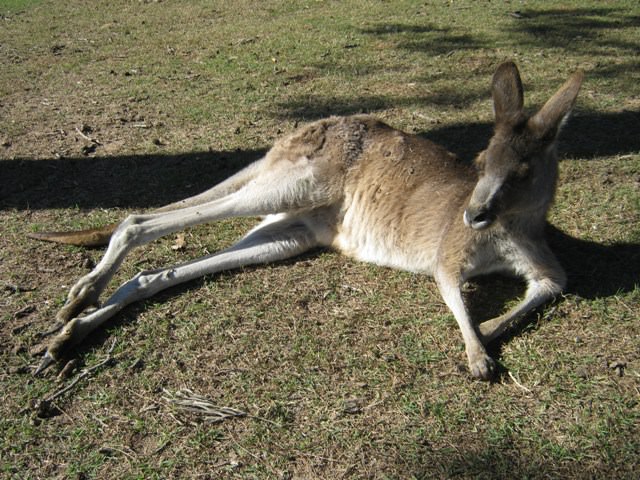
[332, 183, 447, 274]
[333, 217, 438, 273]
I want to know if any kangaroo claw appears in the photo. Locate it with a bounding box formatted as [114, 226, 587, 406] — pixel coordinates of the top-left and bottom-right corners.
[33, 318, 82, 375]
[34, 351, 56, 375]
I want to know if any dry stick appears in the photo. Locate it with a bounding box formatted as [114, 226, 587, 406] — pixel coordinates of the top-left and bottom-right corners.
[614, 296, 635, 315]
[36, 339, 117, 415]
[4, 282, 35, 293]
[149, 438, 173, 457]
[74, 126, 102, 145]
[508, 371, 532, 393]
[99, 445, 137, 461]
[161, 389, 247, 425]
[161, 388, 282, 427]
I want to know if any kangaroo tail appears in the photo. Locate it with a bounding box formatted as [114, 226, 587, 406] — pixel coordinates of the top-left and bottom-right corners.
[27, 222, 118, 247]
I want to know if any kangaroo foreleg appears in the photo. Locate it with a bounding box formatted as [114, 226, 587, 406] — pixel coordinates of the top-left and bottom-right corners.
[479, 242, 566, 343]
[479, 277, 564, 343]
[436, 269, 496, 380]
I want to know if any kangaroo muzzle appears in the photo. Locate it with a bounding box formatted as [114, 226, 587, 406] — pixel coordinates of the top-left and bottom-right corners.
[465, 175, 502, 230]
[463, 206, 496, 230]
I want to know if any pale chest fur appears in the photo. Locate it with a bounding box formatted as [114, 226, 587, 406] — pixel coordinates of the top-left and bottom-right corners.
[457, 223, 547, 283]
[332, 190, 438, 273]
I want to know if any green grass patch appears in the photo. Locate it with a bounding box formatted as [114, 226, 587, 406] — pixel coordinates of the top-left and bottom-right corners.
[0, 0, 41, 14]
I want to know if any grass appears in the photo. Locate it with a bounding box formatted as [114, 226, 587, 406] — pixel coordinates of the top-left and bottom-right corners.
[1, 0, 639, 478]
[0, 0, 41, 14]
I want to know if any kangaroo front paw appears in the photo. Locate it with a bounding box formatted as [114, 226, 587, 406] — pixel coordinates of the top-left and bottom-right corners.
[468, 352, 497, 380]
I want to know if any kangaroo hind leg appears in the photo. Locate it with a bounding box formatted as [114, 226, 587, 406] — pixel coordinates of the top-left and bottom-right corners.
[53, 157, 266, 325]
[38, 214, 320, 372]
[56, 148, 333, 326]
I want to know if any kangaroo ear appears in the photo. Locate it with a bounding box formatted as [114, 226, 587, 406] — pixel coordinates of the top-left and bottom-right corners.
[492, 62, 524, 126]
[528, 70, 584, 140]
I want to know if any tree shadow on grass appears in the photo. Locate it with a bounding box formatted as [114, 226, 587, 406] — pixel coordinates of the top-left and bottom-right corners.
[359, 7, 640, 82]
[360, 7, 640, 56]
[507, 7, 640, 54]
[278, 5, 638, 129]
[274, 87, 487, 123]
[2, 108, 636, 213]
[406, 431, 634, 479]
[359, 23, 483, 53]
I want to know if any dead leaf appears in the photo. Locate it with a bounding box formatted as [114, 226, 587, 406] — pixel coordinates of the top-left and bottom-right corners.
[171, 233, 186, 251]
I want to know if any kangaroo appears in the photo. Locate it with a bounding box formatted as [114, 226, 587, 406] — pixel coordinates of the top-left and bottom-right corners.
[30, 62, 583, 380]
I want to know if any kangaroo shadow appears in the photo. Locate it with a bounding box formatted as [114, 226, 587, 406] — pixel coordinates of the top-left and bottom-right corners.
[465, 224, 639, 366]
[546, 225, 640, 300]
[421, 109, 640, 160]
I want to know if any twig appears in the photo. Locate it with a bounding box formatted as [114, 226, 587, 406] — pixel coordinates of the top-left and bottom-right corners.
[92, 414, 108, 429]
[13, 305, 36, 320]
[47, 399, 75, 424]
[508, 371, 532, 393]
[11, 318, 35, 334]
[35, 339, 117, 417]
[74, 126, 102, 145]
[615, 296, 635, 315]
[200, 461, 239, 470]
[99, 445, 137, 460]
[149, 438, 172, 456]
[161, 388, 247, 424]
[3, 282, 35, 294]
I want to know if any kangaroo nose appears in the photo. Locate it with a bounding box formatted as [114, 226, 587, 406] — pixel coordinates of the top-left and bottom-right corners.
[463, 208, 495, 230]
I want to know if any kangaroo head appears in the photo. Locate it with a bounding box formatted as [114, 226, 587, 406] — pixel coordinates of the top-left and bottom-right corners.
[464, 62, 584, 230]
